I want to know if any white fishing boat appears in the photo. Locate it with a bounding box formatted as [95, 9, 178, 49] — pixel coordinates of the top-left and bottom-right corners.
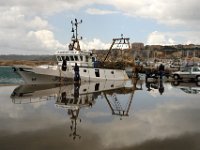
[12, 19, 129, 84]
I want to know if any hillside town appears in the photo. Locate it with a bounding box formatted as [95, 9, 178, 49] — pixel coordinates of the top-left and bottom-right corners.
[93, 43, 200, 62]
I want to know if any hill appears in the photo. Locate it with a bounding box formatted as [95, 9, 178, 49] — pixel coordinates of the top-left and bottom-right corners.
[0, 55, 56, 66]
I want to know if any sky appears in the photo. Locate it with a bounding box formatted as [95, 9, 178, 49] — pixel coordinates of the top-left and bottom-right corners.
[0, 0, 200, 55]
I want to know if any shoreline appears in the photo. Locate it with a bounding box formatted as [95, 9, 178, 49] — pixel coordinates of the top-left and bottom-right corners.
[0, 60, 56, 66]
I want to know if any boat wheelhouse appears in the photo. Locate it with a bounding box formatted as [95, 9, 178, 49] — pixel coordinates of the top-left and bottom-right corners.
[55, 50, 96, 67]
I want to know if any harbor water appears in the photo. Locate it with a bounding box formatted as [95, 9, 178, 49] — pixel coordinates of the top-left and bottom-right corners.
[0, 66, 200, 150]
[0, 66, 24, 84]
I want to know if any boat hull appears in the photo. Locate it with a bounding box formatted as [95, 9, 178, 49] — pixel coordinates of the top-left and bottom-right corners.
[13, 65, 74, 84]
[13, 65, 129, 84]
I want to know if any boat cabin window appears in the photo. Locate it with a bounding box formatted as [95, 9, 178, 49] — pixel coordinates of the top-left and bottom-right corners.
[85, 55, 89, 62]
[95, 83, 100, 91]
[61, 56, 65, 61]
[74, 55, 79, 61]
[57, 56, 62, 61]
[80, 56, 83, 61]
[66, 56, 70, 61]
[70, 56, 74, 61]
[95, 69, 100, 77]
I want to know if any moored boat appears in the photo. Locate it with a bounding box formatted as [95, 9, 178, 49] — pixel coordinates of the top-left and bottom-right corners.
[13, 19, 129, 84]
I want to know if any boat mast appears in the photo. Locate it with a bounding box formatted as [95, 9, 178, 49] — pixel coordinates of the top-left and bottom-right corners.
[69, 18, 82, 51]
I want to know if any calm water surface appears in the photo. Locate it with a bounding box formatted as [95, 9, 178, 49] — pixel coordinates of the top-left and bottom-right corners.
[0, 78, 200, 150]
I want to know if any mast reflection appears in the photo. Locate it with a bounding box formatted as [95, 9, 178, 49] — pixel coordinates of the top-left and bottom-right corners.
[55, 82, 95, 140]
[10, 79, 142, 139]
[104, 78, 143, 120]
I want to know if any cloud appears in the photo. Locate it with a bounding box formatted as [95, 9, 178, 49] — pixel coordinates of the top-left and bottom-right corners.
[27, 30, 65, 52]
[80, 38, 110, 50]
[1, 83, 200, 149]
[147, 31, 200, 45]
[0, 8, 110, 55]
[0, 6, 65, 54]
[92, 96, 200, 148]
[0, 0, 97, 54]
[5, 0, 199, 27]
[101, 0, 200, 27]
[0, 7, 49, 30]
[147, 31, 176, 45]
[1, 0, 200, 54]
[0, 1, 111, 54]
[0, 0, 90, 15]
[110, 133, 200, 150]
[28, 17, 49, 29]
[86, 8, 119, 15]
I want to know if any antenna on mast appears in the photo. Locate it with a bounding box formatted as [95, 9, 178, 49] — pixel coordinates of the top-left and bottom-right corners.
[69, 18, 83, 51]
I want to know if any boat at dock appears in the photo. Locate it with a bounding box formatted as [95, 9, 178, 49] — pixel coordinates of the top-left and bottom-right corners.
[12, 19, 129, 84]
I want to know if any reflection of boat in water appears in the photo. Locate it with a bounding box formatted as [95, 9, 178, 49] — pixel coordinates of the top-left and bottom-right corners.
[10, 79, 141, 139]
[104, 79, 143, 119]
[171, 81, 200, 94]
[11, 80, 129, 103]
[10, 79, 143, 114]
[10, 84, 59, 104]
[12, 19, 129, 84]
